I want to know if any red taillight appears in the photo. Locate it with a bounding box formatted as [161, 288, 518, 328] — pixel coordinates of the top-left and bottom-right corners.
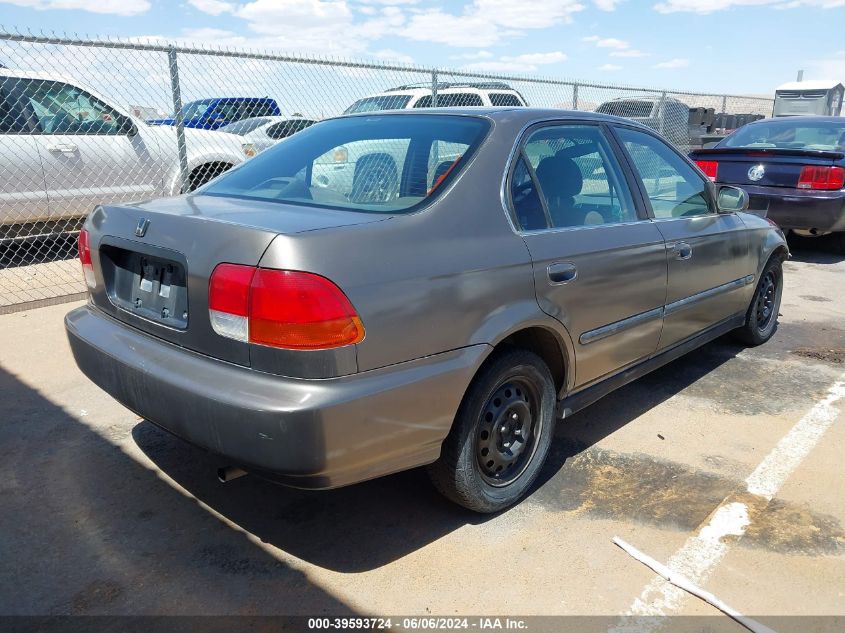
[78, 229, 96, 289]
[208, 263, 255, 342]
[208, 264, 365, 350]
[797, 165, 845, 190]
[694, 160, 719, 181]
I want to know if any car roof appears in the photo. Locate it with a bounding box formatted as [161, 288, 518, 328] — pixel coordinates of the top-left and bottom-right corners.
[340, 106, 654, 128]
[360, 86, 522, 98]
[777, 80, 843, 91]
[747, 116, 845, 124]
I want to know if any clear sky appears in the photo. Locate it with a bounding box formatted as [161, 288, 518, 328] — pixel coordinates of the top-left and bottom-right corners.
[0, 0, 844, 95]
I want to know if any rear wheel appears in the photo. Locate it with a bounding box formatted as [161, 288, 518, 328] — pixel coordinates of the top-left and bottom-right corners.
[833, 232, 845, 256]
[428, 349, 556, 513]
[734, 256, 783, 346]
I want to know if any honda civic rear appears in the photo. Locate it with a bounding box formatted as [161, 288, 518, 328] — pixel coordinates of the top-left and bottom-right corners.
[65, 112, 497, 488]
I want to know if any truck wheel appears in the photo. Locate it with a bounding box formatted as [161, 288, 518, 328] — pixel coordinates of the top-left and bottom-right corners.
[428, 349, 556, 513]
[734, 256, 783, 346]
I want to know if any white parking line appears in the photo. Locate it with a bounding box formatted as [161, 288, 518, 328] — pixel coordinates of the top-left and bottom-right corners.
[611, 376, 845, 633]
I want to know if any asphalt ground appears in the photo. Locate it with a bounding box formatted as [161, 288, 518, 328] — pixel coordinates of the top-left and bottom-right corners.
[1, 239, 843, 633]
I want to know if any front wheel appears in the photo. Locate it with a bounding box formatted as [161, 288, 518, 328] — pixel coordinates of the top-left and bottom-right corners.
[428, 349, 556, 513]
[734, 256, 783, 346]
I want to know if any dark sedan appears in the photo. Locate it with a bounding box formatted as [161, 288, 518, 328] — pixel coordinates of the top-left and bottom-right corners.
[66, 109, 786, 512]
[690, 116, 845, 252]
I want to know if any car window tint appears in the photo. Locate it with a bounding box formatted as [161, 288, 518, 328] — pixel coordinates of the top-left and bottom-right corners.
[220, 117, 273, 135]
[0, 78, 29, 134]
[510, 156, 547, 231]
[414, 93, 484, 108]
[212, 101, 239, 121]
[203, 114, 490, 214]
[267, 120, 314, 139]
[522, 125, 637, 228]
[266, 121, 293, 139]
[256, 102, 277, 116]
[596, 100, 655, 118]
[615, 126, 712, 219]
[722, 119, 845, 150]
[343, 95, 412, 113]
[21, 79, 125, 135]
[489, 93, 523, 107]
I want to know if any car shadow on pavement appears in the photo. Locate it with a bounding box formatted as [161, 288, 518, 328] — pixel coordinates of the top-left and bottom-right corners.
[133, 335, 746, 574]
[785, 233, 845, 263]
[535, 335, 745, 490]
[0, 366, 356, 616]
[132, 420, 486, 574]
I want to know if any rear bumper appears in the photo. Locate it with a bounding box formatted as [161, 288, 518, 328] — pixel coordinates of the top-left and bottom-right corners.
[66, 304, 488, 488]
[740, 184, 845, 232]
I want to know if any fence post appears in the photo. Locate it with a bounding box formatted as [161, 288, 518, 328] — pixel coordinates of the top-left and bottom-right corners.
[167, 46, 190, 193]
[658, 91, 667, 136]
[721, 94, 727, 114]
[572, 82, 579, 110]
[431, 69, 438, 107]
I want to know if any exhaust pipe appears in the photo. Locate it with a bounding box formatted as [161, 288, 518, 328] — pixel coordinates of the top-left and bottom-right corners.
[217, 466, 247, 483]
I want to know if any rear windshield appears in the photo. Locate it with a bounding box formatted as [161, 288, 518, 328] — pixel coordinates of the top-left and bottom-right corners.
[201, 114, 490, 214]
[596, 101, 655, 118]
[344, 95, 412, 113]
[721, 119, 845, 150]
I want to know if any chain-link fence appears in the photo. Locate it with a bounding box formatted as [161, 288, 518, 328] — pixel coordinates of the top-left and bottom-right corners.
[0, 29, 774, 311]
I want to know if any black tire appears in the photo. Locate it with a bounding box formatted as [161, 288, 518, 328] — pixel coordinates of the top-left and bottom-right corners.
[428, 349, 556, 513]
[734, 256, 783, 346]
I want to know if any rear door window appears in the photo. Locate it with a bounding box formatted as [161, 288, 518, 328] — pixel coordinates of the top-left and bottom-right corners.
[514, 124, 637, 229]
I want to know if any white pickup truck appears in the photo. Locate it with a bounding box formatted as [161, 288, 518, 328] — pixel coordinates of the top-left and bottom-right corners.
[0, 69, 248, 228]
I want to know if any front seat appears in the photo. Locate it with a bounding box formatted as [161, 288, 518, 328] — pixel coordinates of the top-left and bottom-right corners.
[534, 152, 584, 227]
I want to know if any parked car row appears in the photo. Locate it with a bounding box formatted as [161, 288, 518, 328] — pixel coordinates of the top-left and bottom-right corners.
[3, 67, 842, 255]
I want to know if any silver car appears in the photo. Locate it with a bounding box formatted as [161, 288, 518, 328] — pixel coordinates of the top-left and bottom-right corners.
[66, 108, 787, 512]
[219, 115, 317, 157]
[0, 69, 247, 227]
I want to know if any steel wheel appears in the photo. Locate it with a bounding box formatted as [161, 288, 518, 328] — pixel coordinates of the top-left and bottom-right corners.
[755, 270, 777, 333]
[476, 376, 541, 487]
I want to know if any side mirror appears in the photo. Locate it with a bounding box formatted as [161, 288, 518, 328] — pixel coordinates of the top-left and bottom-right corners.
[717, 185, 749, 213]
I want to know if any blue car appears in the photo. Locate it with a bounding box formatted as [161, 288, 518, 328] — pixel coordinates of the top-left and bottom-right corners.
[690, 116, 845, 253]
[148, 97, 281, 130]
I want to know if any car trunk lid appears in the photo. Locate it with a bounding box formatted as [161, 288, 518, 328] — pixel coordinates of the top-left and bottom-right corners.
[690, 147, 844, 188]
[86, 195, 387, 366]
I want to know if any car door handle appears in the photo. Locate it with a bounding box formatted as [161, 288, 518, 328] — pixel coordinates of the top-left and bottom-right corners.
[47, 143, 78, 154]
[672, 242, 693, 260]
[547, 262, 577, 284]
